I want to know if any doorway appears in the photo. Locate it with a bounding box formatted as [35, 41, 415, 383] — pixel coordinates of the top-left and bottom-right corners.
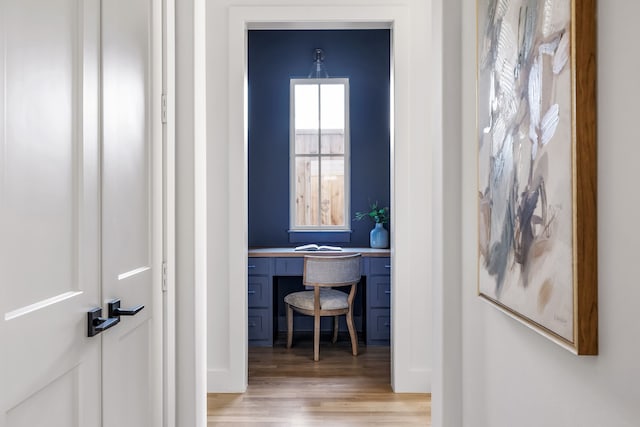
[222, 8, 415, 390]
[176, 2, 443, 425]
[194, 1, 434, 401]
[247, 29, 391, 363]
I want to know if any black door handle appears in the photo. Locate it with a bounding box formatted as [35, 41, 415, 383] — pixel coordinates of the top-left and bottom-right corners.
[87, 307, 120, 337]
[108, 299, 144, 319]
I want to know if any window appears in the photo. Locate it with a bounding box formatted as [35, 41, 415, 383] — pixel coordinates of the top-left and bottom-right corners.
[290, 78, 350, 230]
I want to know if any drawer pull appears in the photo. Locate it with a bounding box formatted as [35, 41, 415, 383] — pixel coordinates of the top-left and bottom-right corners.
[248, 322, 257, 327]
[384, 290, 391, 294]
[384, 265, 391, 269]
[384, 323, 391, 327]
[248, 290, 256, 295]
[248, 265, 256, 269]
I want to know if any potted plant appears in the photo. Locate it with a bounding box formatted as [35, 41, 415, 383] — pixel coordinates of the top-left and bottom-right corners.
[354, 202, 389, 248]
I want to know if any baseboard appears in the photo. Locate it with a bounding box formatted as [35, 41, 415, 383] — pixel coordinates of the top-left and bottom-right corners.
[392, 368, 432, 393]
[207, 368, 246, 393]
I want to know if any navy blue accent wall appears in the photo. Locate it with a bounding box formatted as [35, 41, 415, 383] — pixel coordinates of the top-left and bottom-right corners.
[248, 30, 390, 247]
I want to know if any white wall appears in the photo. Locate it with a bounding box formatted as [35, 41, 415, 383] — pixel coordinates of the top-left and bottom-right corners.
[458, 2, 640, 426]
[205, 0, 436, 393]
[175, 0, 207, 425]
[432, 0, 463, 425]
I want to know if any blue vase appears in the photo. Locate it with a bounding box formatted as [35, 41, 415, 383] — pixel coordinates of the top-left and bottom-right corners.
[370, 223, 389, 248]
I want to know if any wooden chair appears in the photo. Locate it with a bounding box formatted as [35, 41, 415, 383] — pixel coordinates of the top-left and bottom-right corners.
[284, 253, 361, 361]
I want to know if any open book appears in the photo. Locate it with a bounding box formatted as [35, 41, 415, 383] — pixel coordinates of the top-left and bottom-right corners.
[294, 244, 343, 252]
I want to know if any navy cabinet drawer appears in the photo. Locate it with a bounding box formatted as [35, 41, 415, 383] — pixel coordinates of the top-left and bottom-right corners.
[248, 275, 271, 308]
[248, 257, 272, 275]
[368, 308, 391, 342]
[367, 276, 391, 308]
[368, 257, 391, 275]
[275, 258, 303, 275]
[248, 308, 271, 341]
[277, 257, 365, 276]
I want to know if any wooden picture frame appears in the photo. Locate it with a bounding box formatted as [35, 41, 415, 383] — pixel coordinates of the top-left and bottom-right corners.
[476, 0, 597, 355]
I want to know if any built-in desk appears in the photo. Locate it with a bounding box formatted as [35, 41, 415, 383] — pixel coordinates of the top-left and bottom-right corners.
[248, 247, 391, 347]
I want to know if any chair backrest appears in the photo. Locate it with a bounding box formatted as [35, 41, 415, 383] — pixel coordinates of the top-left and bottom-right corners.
[303, 254, 362, 287]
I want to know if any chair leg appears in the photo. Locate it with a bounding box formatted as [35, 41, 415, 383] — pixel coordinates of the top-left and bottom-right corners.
[314, 313, 320, 361]
[332, 315, 339, 343]
[286, 304, 293, 349]
[346, 309, 358, 356]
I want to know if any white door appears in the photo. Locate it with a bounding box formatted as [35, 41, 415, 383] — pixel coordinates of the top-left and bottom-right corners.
[101, 0, 162, 426]
[0, 0, 162, 426]
[0, 0, 103, 425]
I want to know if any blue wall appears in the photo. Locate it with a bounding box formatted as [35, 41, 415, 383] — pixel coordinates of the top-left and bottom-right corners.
[248, 30, 390, 247]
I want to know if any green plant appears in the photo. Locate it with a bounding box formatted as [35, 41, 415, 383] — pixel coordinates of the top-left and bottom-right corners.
[354, 201, 389, 224]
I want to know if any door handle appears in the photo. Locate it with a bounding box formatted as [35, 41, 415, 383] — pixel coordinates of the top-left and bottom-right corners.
[87, 307, 120, 337]
[108, 299, 144, 319]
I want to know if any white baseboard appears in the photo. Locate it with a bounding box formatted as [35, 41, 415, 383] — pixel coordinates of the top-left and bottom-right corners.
[207, 368, 246, 393]
[392, 368, 432, 393]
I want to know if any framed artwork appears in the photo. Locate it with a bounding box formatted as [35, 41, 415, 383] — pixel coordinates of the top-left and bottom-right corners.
[476, 0, 597, 355]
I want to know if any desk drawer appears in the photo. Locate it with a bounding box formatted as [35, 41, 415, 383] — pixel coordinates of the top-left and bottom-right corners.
[368, 308, 391, 342]
[248, 275, 271, 308]
[275, 258, 304, 275]
[248, 308, 271, 341]
[248, 257, 272, 275]
[367, 276, 391, 308]
[368, 257, 391, 275]
[277, 257, 366, 276]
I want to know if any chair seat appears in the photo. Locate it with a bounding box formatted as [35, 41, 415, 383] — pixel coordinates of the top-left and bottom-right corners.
[284, 289, 349, 311]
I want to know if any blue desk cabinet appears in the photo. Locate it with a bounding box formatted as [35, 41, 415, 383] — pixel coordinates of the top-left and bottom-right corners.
[247, 249, 391, 347]
[247, 258, 273, 346]
[365, 257, 391, 345]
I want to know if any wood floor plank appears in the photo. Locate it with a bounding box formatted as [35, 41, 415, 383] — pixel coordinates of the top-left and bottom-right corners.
[208, 339, 431, 426]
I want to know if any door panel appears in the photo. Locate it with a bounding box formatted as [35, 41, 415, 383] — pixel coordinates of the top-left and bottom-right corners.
[1, 0, 81, 311]
[101, 0, 151, 277]
[0, 1, 102, 426]
[6, 367, 79, 427]
[103, 322, 151, 427]
[101, 0, 157, 426]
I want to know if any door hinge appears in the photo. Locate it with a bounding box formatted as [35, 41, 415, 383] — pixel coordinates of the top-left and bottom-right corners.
[162, 261, 168, 292]
[161, 93, 167, 124]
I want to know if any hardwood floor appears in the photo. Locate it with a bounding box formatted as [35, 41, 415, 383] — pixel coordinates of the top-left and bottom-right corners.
[207, 336, 431, 426]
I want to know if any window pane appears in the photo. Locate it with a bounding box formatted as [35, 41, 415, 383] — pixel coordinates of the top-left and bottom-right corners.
[294, 84, 319, 154]
[295, 130, 319, 154]
[294, 157, 319, 226]
[320, 130, 344, 155]
[320, 84, 344, 130]
[294, 84, 319, 129]
[320, 84, 344, 154]
[320, 157, 345, 226]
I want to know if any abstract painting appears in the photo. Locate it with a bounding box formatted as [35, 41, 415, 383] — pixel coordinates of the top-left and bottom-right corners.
[476, 0, 597, 354]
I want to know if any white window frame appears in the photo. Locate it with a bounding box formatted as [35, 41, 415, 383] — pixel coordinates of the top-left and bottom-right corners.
[289, 77, 351, 231]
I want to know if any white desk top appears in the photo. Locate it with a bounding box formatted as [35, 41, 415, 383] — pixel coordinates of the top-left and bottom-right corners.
[248, 247, 391, 258]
